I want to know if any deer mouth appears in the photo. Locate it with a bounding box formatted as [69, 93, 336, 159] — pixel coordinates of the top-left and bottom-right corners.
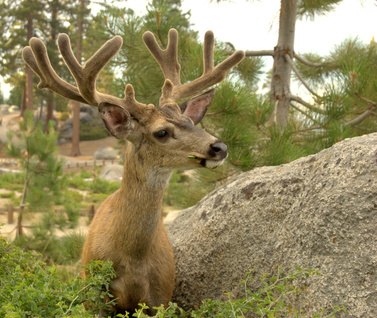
[187, 155, 225, 169]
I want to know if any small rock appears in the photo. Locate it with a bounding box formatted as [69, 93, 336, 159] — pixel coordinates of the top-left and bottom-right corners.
[94, 147, 118, 160]
[99, 163, 123, 181]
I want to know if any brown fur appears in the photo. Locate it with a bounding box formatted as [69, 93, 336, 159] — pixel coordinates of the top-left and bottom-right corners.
[81, 106, 225, 314]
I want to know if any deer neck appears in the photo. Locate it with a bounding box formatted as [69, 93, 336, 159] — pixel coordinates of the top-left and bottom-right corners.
[114, 142, 171, 257]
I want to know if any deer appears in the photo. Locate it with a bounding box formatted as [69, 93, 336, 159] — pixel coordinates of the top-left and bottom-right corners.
[22, 29, 244, 314]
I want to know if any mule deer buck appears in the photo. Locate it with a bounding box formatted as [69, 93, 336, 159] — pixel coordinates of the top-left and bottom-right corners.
[23, 29, 244, 314]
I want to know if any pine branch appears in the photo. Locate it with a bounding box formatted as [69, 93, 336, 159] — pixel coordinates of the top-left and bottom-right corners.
[345, 96, 377, 127]
[290, 103, 322, 125]
[245, 50, 274, 57]
[358, 95, 377, 107]
[285, 54, 321, 99]
[293, 53, 328, 68]
[290, 94, 325, 114]
[293, 126, 323, 134]
[345, 109, 375, 127]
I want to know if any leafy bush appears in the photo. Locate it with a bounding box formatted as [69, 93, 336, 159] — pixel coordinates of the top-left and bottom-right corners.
[116, 268, 345, 318]
[90, 178, 119, 194]
[0, 237, 116, 317]
[66, 172, 119, 194]
[15, 231, 85, 265]
[0, 237, 346, 317]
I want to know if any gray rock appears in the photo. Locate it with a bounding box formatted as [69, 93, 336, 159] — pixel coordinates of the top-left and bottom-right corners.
[0, 104, 19, 115]
[8, 105, 19, 113]
[167, 133, 377, 317]
[58, 106, 102, 141]
[80, 104, 95, 116]
[0, 104, 10, 115]
[94, 146, 118, 160]
[99, 163, 123, 181]
[79, 112, 93, 123]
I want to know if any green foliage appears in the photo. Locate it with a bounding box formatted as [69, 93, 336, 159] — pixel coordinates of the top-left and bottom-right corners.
[67, 172, 119, 194]
[80, 122, 109, 141]
[165, 167, 230, 209]
[208, 81, 273, 169]
[258, 127, 308, 167]
[294, 38, 377, 153]
[297, 0, 342, 19]
[114, 268, 345, 318]
[4, 111, 87, 264]
[15, 229, 85, 265]
[0, 238, 345, 317]
[190, 268, 345, 318]
[90, 177, 120, 194]
[0, 173, 24, 192]
[7, 111, 65, 211]
[0, 237, 116, 317]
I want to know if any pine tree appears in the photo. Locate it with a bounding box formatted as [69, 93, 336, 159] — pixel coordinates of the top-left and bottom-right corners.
[0, 0, 46, 115]
[7, 111, 65, 236]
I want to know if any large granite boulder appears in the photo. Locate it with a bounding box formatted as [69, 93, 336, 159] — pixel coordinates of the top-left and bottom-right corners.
[167, 133, 377, 317]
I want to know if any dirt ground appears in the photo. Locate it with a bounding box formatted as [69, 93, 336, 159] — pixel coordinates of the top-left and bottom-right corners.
[58, 137, 118, 158]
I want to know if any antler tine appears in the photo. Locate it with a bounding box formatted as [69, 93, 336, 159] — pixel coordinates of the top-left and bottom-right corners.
[57, 33, 124, 106]
[144, 29, 245, 106]
[203, 31, 215, 74]
[22, 39, 87, 103]
[143, 28, 181, 86]
[171, 31, 245, 102]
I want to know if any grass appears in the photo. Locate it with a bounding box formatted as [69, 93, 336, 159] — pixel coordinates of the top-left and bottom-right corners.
[0, 172, 24, 192]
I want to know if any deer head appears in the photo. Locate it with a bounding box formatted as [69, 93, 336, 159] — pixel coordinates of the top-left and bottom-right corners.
[22, 29, 244, 170]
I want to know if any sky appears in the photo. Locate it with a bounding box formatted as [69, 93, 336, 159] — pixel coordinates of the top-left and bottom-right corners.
[127, 0, 377, 54]
[1, 0, 377, 99]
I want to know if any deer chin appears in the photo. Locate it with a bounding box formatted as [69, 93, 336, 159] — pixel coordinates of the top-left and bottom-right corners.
[200, 158, 226, 169]
[188, 155, 226, 169]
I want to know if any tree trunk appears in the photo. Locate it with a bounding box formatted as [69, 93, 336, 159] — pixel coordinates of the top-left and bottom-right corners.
[45, 1, 58, 132]
[270, 0, 297, 130]
[70, 100, 81, 156]
[45, 91, 55, 132]
[22, 13, 34, 116]
[69, 0, 86, 157]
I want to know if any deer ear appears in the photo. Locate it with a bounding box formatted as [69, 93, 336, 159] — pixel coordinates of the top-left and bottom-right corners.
[180, 89, 215, 125]
[99, 103, 133, 139]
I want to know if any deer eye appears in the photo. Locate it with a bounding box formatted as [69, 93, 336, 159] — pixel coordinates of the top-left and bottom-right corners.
[153, 129, 170, 140]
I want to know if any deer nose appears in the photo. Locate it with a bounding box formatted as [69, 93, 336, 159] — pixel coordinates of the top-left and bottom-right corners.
[209, 141, 228, 159]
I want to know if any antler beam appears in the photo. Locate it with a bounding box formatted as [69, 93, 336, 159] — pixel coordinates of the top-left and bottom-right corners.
[22, 34, 131, 108]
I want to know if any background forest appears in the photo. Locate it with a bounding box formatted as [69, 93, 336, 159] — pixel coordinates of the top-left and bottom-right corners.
[1, 0, 377, 168]
[0, 0, 376, 316]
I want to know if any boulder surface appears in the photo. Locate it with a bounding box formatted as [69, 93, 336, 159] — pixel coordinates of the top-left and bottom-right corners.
[167, 133, 377, 317]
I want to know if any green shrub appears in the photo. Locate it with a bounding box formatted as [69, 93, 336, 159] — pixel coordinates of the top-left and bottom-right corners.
[90, 178, 119, 194]
[80, 123, 109, 141]
[0, 237, 116, 317]
[0, 237, 346, 317]
[66, 173, 91, 191]
[164, 165, 231, 209]
[115, 268, 345, 317]
[0, 173, 23, 192]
